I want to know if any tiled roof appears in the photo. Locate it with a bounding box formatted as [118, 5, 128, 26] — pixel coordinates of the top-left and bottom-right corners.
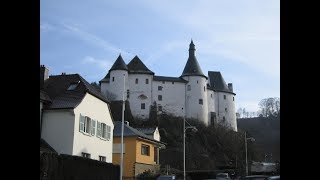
[153, 76, 188, 83]
[110, 54, 128, 71]
[43, 74, 109, 109]
[208, 71, 235, 94]
[113, 121, 164, 145]
[127, 56, 154, 75]
[136, 127, 156, 135]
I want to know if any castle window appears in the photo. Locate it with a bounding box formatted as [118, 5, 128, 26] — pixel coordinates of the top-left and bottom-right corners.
[162, 81, 165, 84]
[225, 108, 228, 112]
[211, 94, 213, 98]
[82, 152, 91, 159]
[187, 85, 191, 91]
[112, 77, 114, 82]
[223, 116, 226, 121]
[141, 103, 145, 109]
[199, 99, 203, 105]
[158, 86, 162, 91]
[233, 97, 234, 101]
[172, 82, 174, 84]
[197, 80, 198, 84]
[158, 105, 162, 111]
[146, 79, 149, 84]
[158, 95, 162, 101]
[204, 86, 206, 92]
[135, 78, 139, 84]
[224, 95, 226, 99]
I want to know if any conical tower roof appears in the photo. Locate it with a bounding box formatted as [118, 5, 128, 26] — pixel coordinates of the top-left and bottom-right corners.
[110, 54, 128, 71]
[181, 40, 206, 78]
[127, 55, 154, 75]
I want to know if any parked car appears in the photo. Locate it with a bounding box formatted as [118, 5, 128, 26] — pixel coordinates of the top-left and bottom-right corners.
[266, 175, 280, 180]
[157, 175, 176, 180]
[238, 175, 269, 180]
[216, 173, 230, 180]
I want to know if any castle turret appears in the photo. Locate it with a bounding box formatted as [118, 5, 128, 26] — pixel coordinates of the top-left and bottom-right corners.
[181, 40, 209, 126]
[100, 54, 128, 101]
[208, 71, 237, 131]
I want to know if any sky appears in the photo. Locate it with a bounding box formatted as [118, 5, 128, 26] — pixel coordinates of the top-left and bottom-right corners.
[40, 0, 280, 113]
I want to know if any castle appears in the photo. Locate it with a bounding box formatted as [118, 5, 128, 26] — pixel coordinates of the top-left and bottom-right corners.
[100, 40, 237, 131]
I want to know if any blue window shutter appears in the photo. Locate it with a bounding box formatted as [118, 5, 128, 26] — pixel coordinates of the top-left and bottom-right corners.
[79, 114, 85, 132]
[107, 125, 111, 140]
[91, 120, 96, 136]
[97, 122, 101, 137]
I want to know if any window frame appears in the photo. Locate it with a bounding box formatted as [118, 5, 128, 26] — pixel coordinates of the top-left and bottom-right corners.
[199, 99, 203, 105]
[187, 85, 191, 91]
[158, 95, 162, 101]
[82, 152, 91, 158]
[158, 86, 162, 91]
[141, 144, 150, 156]
[146, 79, 149, 84]
[141, 103, 146, 109]
[135, 78, 139, 84]
[99, 156, 106, 162]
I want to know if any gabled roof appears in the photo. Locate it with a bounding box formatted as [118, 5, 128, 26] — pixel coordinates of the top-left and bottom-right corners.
[127, 56, 154, 75]
[136, 127, 157, 135]
[43, 74, 109, 109]
[113, 121, 165, 146]
[208, 71, 235, 94]
[110, 54, 128, 71]
[153, 75, 188, 83]
[181, 41, 207, 78]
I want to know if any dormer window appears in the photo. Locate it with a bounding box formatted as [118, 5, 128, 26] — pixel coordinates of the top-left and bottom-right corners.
[67, 81, 80, 90]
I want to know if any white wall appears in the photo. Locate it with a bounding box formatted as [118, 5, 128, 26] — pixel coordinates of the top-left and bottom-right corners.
[183, 76, 209, 126]
[207, 89, 216, 125]
[215, 92, 237, 131]
[41, 109, 75, 155]
[153, 127, 160, 141]
[127, 74, 153, 119]
[107, 70, 128, 101]
[152, 81, 185, 117]
[73, 93, 114, 163]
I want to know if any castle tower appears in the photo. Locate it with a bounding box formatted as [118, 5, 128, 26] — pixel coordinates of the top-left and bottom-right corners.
[208, 71, 237, 131]
[100, 54, 128, 101]
[181, 40, 209, 126]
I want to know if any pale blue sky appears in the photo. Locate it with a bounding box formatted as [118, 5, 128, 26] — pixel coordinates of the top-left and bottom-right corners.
[40, 0, 279, 113]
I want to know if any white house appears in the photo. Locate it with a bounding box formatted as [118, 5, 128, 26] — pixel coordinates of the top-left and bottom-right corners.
[40, 66, 115, 163]
[100, 40, 237, 131]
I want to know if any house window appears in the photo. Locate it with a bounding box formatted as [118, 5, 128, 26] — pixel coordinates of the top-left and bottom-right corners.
[158, 95, 162, 101]
[187, 85, 191, 91]
[79, 115, 95, 135]
[141, 103, 145, 109]
[141, 144, 150, 156]
[99, 156, 106, 162]
[158, 86, 162, 91]
[224, 95, 226, 99]
[112, 77, 114, 82]
[199, 99, 203, 105]
[135, 78, 139, 84]
[225, 108, 228, 112]
[233, 97, 234, 101]
[146, 79, 149, 84]
[82, 152, 91, 158]
[172, 82, 174, 84]
[158, 105, 162, 111]
[67, 83, 78, 90]
[97, 122, 111, 140]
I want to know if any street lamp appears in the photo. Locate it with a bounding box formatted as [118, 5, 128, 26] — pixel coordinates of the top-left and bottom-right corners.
[245, 131, 255, 176]
[120, 74, 126, 180]
[183, 116, 197, 180]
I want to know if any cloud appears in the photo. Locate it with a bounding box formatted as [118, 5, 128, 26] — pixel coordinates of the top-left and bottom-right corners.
[81, 56, 113, 70]
[61, 22, 133, 56]
[40, 22, 55, 32]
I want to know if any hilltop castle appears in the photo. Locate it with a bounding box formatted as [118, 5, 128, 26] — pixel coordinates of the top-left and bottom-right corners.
[100, 40, 237, 131]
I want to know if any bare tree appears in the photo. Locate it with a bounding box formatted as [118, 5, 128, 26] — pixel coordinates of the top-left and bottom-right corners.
[104, 90, 117, 101]
[258, 97, 280, 117]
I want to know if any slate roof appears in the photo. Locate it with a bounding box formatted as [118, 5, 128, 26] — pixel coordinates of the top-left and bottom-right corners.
[208, 71, 235, 94]
[113, 121, 165, 145]
[127, 56, 154, 75]
[135, 127, 157, 135]
[153, 75, 188, 83]
[110, 54, 128, 71]
[42, 74, 109, 109]
[181, 41, 207, 78]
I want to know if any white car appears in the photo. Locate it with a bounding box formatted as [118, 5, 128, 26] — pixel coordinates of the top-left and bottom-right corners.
[216, 173, 230, 180]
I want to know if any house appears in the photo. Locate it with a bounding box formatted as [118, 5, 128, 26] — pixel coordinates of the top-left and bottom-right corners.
[40, 65, 115, 163]
[112, 121, 166, 178]
[100, 40, 237, 131]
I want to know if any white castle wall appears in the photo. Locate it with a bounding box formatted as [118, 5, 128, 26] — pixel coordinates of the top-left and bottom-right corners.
[215, 92, 237, 131]
[152, 80, 185, 117]
[207, 89, 216, 125]
[127, 74, 153, 119]
[182, 76, 209, 126]
[107, 70, 128, 101]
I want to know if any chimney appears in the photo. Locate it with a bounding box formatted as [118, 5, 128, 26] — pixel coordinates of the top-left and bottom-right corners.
[228, 83, 233, 92]
[40, 65, 49, 88]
